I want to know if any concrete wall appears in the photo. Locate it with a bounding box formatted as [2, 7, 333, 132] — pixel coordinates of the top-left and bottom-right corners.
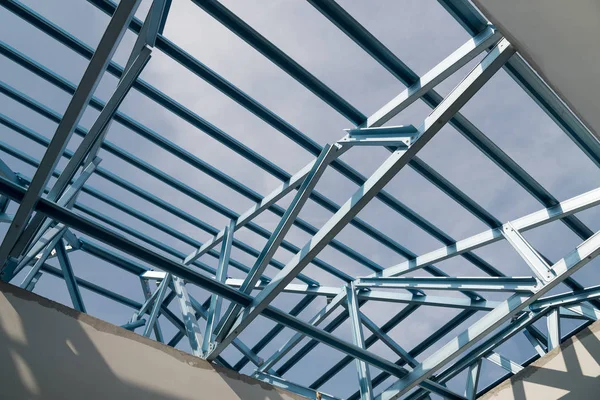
[482, 319, 600, 399]
[0, 282, 305, 400]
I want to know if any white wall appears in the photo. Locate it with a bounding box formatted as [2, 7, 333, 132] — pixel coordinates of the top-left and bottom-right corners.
[0, 282, 305, 400]
[473, 0, 600, 139]
[482, 320, 600, 399]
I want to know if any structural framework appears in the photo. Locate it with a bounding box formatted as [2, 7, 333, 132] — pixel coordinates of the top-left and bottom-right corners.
[1, 0, 600, 399]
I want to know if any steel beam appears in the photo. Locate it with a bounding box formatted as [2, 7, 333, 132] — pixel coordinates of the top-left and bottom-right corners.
[339, 126, 417, 148]
[186, 294, 266, 368]
[346, 285, 373, 400]
[16, 47, 151, 257]
[19, 226, 67, 289]
[19, 157, 101, 262]
[143, 273, 171, 338]
[0, 0, 141, 265]
[214, 145, 338, 343]
[547, 308, 561, 350]
[9, 157, 101, 280]
[55, 239, 86, 313]
[356, 277, 537, 293]
[363, 26, 500, 127]
[0, 157, 18, 213]
[172, 276, 203, 357]
[139, 277, 164, 343]
[202, 220, 235, 355]
[524, 327, 547, 357]
[191, 0, 364, 125]
[256, 290, 347, 374]
[502, 222, 553, 282]
[358, 312, 417, 368]
[484, 352, 523, 374]
[465, 360, 481, 400]
[121, 319, 146, 331]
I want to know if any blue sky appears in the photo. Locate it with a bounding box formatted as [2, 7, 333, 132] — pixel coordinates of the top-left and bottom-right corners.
[1, 0, 600, 398]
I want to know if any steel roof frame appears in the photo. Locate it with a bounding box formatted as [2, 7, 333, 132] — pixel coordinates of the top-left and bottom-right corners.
[1, 0, 600, 399]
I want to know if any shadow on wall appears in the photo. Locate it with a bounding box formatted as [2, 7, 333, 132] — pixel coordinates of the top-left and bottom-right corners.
[485, 320, 600, 399]
[0, 282, 296, 400]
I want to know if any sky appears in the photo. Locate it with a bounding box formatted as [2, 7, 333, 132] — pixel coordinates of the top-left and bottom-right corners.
[1, 0, 600, 398]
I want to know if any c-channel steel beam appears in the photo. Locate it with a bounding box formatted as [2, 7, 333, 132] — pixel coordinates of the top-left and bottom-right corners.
[255, 290, 348, 374]
[0, 0, 141, 266]
[0, 157, 18, 213]
[233, 295, 316, 371]
[258, 39, 516, 380]
[464, 360, 481, 400]
[0, 176, 412, 380]
[355, 276, 538, 293]
[10, 0, 498, 284]
[13, 45, 151, 263]
[523, 328, 546, 357]
[346, 285, 373, 400]
[357, 311, 417, 368]
[208, 38, 513, 362]
[362, 25, 501, 128]
[532, 284, 600, 311]
[139, 277, 164, 342]
[135, 280, 164, 320]
[83, 0, 167, 165]
[19, 226, 67, 289]
[183, 293, 266, 368]
[376, 230, 600, 400]
[202, 220, 235, 355]
[143, 273, 171, 338]
[372, 184, 600, 279]
[55, 238, 86, 313]
[547, 307, 561, 350]
[344, 310, 477, 400]
[484, 352, 523, 375]
[502, 222, 554, 282]
[230, 279, 599, 314]
[190, 0, 365, 125]
[215, 145, 339, 341]
[438, 0, 600, 169]
[14, 156, 101, 275]
[338, 126, 417, 148]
